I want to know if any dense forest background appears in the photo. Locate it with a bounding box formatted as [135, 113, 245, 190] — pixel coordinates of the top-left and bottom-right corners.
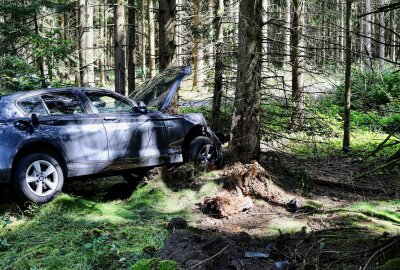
[0, 0, 399, 163]
[1, 1, 400, 269]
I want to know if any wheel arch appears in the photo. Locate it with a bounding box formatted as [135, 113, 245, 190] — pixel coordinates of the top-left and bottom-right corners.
[12, 141, 68, 177]
[181, 125, 206, 161]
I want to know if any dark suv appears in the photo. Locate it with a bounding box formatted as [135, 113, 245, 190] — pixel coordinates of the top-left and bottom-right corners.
[0, 67, 223, 203]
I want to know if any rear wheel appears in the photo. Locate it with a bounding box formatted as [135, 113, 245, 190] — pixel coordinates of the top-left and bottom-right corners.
[187, 136, 220, 165]
[12, 153, 64, 204]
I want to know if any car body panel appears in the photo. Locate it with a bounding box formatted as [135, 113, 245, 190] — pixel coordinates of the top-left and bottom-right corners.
[0, 68, 222, 184]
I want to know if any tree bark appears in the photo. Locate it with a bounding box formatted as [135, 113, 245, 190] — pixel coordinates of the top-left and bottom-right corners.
[128, 0, 136, 95]
[379, 0, 385, 70]
[114, 0, 126, 95]
[78, 0, 87, 86]
[229, 0, 263, 163]
[99, 1, 106, 86]
[159, 0, 178, 113]
[290, 0, 305, 131]
[283, 0, 291, 66]
[211, 0, 224, 130]
[193, 0, 204, 89]
[261, 0, 268, 75]
[141, 0, 147, 81]
[342, 0, 352, 154]
[86, 0, 95, 87]
[365, 0, 372, 70]
[147, 0, 156, 78]
[207, 0, 214, 68]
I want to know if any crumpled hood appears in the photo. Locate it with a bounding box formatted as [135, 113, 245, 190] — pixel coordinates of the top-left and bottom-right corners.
[130, 66, 192, 111]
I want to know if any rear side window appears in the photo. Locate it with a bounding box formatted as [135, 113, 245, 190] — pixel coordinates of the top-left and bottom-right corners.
[41, 92, 85, 115]
[17, 96, 48, 116]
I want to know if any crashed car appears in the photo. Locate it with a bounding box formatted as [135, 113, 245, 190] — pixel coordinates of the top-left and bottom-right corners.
[0, 66, 223, 203]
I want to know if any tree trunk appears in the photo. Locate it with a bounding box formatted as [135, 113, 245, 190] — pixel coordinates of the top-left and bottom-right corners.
[340, 0, 345, 63]
[207, 0, 214, 68]
[159, 0, 178, 113]
[290, 0, 305, 131]
[229, 0, 263, 163]
[147, 0, 156, 78]
[78, 0, 87, 86]
[75, 2, 81, 86]
[284, 0, 291, 65]
[261, 0, 268, 75]
[141, 0, 147, 81]
[211, 0, 224, 130]
[379, 0, 385, 70]
[114, 0, 126, 95]
[193, 0, 204, 89]
[365, 0, 372, 70]
[342, 0, 352, 154]
[99, 1, 106, 86]
[86, 0, 95, 87]
[128, 0, 136, 95]
[34, 11, 47, 88]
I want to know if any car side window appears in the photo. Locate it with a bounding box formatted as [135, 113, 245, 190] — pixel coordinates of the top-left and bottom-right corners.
[17, 96, 48, 116]
[85, 92, 135, 114]
[41, 92, 85, 115]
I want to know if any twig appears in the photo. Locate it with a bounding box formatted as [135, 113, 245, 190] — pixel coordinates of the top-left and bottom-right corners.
[188, 245, 230, 269]
[362, 238, 400, 270]
[354, 158, 400, 180]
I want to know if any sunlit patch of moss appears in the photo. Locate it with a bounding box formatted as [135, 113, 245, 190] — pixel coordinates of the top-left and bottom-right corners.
[130, 258, 178, 270]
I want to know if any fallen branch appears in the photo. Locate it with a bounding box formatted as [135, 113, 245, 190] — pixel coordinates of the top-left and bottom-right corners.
[362, 238, 400, 270]
[188, 245, 230, 269]
[354, 158, 400, 180]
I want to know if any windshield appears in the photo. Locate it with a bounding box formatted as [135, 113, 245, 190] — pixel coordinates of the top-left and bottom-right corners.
[130, 66, 192, 110]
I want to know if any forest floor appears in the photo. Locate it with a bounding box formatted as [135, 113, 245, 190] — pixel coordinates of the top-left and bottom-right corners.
[0, 151, 400, 269]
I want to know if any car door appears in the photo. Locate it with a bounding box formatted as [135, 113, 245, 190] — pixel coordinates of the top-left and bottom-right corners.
[39, 91, 109, 176]
[83, 91, 167, 170]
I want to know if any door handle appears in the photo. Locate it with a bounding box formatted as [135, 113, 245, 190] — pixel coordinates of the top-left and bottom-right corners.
[103, 117, 119, 121]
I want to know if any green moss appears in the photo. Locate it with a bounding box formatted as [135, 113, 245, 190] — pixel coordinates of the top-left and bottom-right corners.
[130, 258, 178, 270]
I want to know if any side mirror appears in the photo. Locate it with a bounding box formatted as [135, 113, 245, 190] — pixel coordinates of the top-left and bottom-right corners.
[31, 114, 39, 127]
[138, 101, 148, 114]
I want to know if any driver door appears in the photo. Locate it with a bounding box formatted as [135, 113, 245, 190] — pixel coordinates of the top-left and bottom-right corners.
[83, 91, 167, 170]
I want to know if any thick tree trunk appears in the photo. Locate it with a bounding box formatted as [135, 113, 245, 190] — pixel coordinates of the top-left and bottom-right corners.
[148, 0, 156, 78]
[211, 0, 224, 130]
[75, 3, 81, 86]
[229, 0, 263, 163]
[193, 0, 204, 89]
[114, 0, 126, 95]
[342, 0, 352, 154]
[290, 0, 305, 131]
[128, 0, 136, 95]
[86, 0, 95, 87]
[141, 0, 147, 81]
[159, 0, 178, 113]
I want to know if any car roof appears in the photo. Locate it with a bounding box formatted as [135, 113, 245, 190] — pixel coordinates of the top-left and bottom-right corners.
[0, 87, 121, 101]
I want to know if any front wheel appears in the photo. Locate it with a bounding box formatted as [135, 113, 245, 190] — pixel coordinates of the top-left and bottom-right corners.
[12, 153, 64, 204]
[187, 136, 221, 165]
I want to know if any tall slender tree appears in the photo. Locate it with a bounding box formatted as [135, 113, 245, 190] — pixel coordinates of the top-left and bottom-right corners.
[148, 0, 156, 78]
[365, 0, 372, 69]
[229, 0, 263, 162]
[193, 0, 204, 89]
[290, 0, 305, 131]
[343, 0, 352, 153]
[379, 0, 385, 70]
[128, 0, 136, 95]
[211, 0, 224, 130]
[141, 0, 147, 81]
[114, 0, 126, 95]
[86, 0, 95, 87]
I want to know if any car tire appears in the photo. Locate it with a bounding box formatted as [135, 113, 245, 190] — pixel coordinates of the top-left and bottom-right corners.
[187, 136, 221, 165]
[12, 153, 64, 204]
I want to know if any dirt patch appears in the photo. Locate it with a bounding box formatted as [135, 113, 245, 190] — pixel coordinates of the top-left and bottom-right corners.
[161, 227, 399, 270]
[201, 161, 298, 218]
[161, 229, 280, 270]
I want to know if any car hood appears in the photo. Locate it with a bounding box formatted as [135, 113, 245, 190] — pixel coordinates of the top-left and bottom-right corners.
[130, 66, 192, 111]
